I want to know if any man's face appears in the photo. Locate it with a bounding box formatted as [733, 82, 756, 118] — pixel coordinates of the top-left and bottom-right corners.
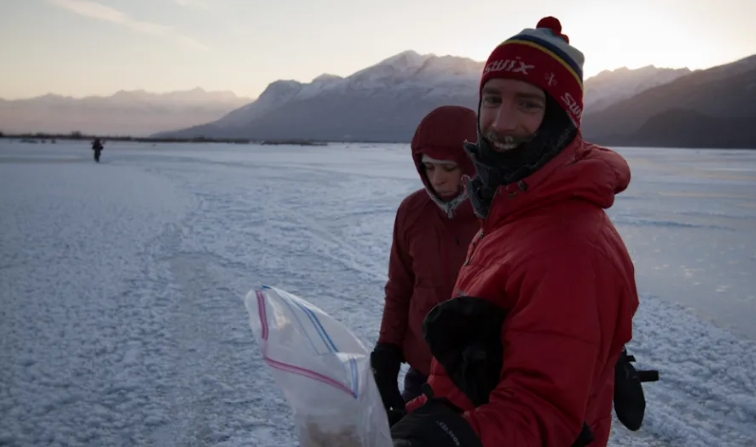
[478, 78, 547, 152]
[423, 160, 462, 200]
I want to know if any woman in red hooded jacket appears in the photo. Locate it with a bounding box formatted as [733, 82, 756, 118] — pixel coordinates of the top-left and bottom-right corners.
[370, 105, 480, 425]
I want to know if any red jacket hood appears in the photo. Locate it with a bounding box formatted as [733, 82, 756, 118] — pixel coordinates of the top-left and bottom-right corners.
[486, 135, 631, 228]
[411, 105, 477, 188]
[410, 105, 478, 218]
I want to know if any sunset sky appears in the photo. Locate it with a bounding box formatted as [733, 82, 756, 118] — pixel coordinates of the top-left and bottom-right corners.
[1, 0, 755, 100]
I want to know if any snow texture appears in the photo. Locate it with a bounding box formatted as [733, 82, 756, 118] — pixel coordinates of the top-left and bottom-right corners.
[1, 140, 755, 446]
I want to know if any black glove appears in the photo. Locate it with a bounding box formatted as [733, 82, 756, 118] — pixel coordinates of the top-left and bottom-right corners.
[390, 388, 483, 447]
[422, 296, 595, 446]
[371, 343, 405, 417]
[386, 408, 407, 427]
[392, 397, 594, 447]
[614, 347, 659, 431]
[422, 296, 506, 407]
[573, 423, 595, 447]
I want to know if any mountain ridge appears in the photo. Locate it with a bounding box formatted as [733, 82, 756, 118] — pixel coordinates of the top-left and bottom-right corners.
[155, 50, 736, 146]
[581, 54, 756, 148]
[5, 50, 753, 148]
[0, 88, 254, 136]
[2, 87, 253, 103]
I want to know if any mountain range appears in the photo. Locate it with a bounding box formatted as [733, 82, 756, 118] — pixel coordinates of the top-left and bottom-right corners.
[151, 51, 695, 142]
[581, 55, 756, 148]
[3, 51, 755, 148]
[0, 88, 252, 137]
[152, 50, 755, 148]
[155, 51, 484, 143]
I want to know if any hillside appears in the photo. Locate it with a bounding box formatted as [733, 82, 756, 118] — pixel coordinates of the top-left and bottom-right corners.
[582, 55, 756, 148]
[154, 51, 693, 143]
[0, 88, 253, 137]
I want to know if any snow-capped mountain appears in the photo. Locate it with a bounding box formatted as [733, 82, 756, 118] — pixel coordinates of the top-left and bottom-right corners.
[202, 50, 482, 132]
[212, 81, 306, 129]
[583, 65, 692, 113]
[0, 88, 253, 136]
[581, 54, 756, 148]
[154, 50, 485, 141]
[155, 50, 698, 142]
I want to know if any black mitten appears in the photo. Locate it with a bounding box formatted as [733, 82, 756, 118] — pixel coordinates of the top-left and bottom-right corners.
[390, 388, 483, 447]
[387, 408, 407, 427]
[392, 402, 594, 447]
[371, 343, 405, 414]
[614, 347, 659, 431]
[422, 296, 505, 406]
[422, 296, 596, 446]
[573, 423, 594, 447]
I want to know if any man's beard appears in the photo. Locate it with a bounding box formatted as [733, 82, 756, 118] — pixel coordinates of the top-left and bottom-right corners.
[481, 129, 534, 152]
[474, 94, 576, 178]
[463, 94, 578, 218]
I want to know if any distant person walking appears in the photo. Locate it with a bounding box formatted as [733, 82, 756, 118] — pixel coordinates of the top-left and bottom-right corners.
[91, 138, 103, 163]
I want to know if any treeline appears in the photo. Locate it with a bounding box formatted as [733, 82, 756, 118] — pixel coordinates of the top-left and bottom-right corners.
[0, 131, 328, 146]
[0, 131, 250, 144]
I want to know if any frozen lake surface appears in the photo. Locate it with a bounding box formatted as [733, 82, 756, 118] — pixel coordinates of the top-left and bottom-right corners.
[1, 140, 754, 446]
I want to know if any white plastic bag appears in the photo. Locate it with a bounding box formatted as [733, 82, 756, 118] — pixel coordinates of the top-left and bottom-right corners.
[244, 285, 392, 447]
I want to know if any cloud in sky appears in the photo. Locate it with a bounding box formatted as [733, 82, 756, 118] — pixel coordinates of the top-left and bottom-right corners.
[47, 0, 208, 50]
[169, 0, 210, 10]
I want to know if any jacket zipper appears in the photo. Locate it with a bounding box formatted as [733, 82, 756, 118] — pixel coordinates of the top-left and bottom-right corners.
[444, 234, 451, 292]
[463, 186, 506, 266]
[443, 219, 460, 293]
[463, 229, 485, 266]
[462, 181, 527, 266]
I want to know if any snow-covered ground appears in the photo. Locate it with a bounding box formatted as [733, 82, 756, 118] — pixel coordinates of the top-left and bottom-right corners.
[1, 140, 755, 447]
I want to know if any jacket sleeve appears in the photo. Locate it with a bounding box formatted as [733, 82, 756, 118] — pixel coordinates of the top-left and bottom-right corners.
[377, 202, 415, 348]
[462, 245, 622, 446]
[405, 360, 474, 413]
[405, 392, 427, 413]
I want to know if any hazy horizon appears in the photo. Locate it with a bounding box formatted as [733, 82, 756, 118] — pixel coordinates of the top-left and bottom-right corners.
[2, 50, 752, 102]
[2, 0, 756, 101]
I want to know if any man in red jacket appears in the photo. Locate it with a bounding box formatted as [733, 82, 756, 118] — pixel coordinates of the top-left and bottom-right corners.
[371, 105, 481, 425]
[390, 17, 640, 447]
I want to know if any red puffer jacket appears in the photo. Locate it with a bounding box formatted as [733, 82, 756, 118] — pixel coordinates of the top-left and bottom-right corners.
[406, 136, 639, 446]
[377, 106, 481, 377]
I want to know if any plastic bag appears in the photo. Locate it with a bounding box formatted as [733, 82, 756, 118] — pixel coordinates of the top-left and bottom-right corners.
[244, 285, 392, 447]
